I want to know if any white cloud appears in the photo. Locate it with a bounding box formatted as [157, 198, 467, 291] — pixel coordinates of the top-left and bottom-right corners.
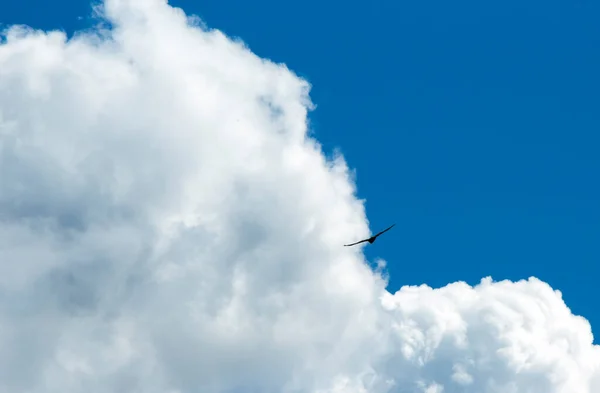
[0, 0, 599, 392]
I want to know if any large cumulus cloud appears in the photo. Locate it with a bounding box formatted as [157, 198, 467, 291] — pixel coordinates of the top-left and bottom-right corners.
[0, 0, 598, 392]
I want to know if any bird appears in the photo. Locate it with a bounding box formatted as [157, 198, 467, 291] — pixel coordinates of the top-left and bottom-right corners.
[344, 224, 395, 247]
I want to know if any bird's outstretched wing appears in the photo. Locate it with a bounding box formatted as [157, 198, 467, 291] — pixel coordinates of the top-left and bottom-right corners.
[343, 224, 395, 247]
[344, 238, 369, 247]
[373, 224, 395, 238]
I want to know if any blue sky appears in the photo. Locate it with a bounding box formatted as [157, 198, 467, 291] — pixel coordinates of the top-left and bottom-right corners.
[2, 0, 599, 338]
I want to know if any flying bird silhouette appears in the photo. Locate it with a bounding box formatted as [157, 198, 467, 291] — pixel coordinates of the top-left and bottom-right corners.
[344, 224, 395, 247]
